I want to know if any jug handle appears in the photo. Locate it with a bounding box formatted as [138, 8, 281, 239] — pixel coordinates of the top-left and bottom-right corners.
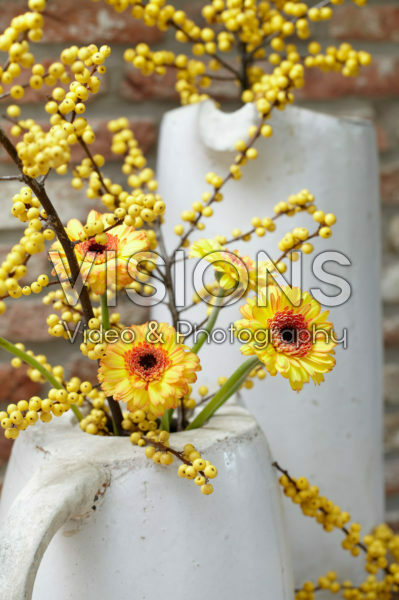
[0, 461, 109, 600]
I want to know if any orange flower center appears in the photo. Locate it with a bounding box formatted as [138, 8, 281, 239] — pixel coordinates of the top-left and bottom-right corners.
[124, 343, 171, 382]
[77, 233, 118, 264]
[268, 307, 313, 357]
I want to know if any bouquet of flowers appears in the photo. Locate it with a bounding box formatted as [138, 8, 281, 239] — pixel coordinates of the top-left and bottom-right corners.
[1, 1, 397, 596]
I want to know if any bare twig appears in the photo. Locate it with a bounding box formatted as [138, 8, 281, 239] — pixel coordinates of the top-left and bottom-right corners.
[77, 136, 112, 196]
[0, 175, 23, 181]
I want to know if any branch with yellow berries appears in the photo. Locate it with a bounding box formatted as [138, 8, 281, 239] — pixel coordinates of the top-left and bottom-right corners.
[0, 0, 372, 511]
[0, 125, 95, 324]
[127, 412, 218, 495]
[272, 461, 399, 584]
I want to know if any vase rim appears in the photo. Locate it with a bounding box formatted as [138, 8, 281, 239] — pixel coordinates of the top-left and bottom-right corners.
[164, 98, 375, 131]
[14, 404, 263, 469]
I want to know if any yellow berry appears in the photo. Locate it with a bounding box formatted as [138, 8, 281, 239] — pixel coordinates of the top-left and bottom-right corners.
[201, 483, 213, 495]
[319, 226, 332, 239]
[204, 465, 218, 479]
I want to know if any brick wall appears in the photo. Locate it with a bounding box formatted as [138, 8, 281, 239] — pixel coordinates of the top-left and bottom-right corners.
[0, 0, 398, 524]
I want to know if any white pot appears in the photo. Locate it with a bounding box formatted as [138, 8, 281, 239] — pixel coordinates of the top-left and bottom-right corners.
[153, 102, 384, 587]
[0, 405, 293, 600]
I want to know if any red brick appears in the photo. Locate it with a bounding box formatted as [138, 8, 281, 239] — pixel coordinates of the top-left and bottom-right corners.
[121, 65, 239, 102]
[0, 364, 42, 405]
[0, 301, 53, 343]
[388, 215, 399, 253]
[0, 0, 164, 44]
[385, 458, 399, 497]
[121, 67, 178, 102]
[0, 437, 13, 465]
[298, 57, 399, 101]
[380, 163, 399, 205]
[182, 1, 204, 21]
[384, 364, 399, 406]
[386, 512, 399, 533]
[385, 411, 399, 453]
[384, 316, 399, 347]
[376, 124, 390, 153]
[330, 5, 399, 42]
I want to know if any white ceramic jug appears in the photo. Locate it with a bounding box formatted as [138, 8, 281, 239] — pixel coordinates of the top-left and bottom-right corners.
[0, 404, 294, 600]
[153, 102, 384, 588]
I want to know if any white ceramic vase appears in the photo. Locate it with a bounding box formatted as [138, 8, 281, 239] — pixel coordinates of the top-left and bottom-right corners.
[0, 404, 293, 600]
[153, 101, 384, 587]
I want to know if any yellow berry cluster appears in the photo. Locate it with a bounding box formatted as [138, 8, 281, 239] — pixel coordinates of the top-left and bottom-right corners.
[362, 531, 389, 575]
[81, 314, 120, 360]
[0, 1, 47, 94]
[278, 468, 359, 542]
[6, 43, 109, 177]
[124, 44, 210, 105]
[214, 189, 318, 247]
[130, 2, 206, 40]
[186, 189, 337, 287]
[0, 369, 103, 439]
[270, 191, 337, 267]
[305, 42, 372, 77]
[122, 408, 158, 435]
[246, 363, 267, 385]
[277, 464, 399, 598]
[9, 343, 64, 384]
[176, 442, 217, 495]
[11, 116, 65, 177]
[0, 395, 54, 439]
[72, 117, 164, 232]
[80, 408, 109, 435]
[43, 289, 84, 337]
[296, 571, 341, 600]
[80, 394, 110, 436]
[297, 568, 399, 600]
[1, 385, 77, 439]
[126, 408, 217, 494]
[0, 186, 55, 307]
[45, 292, 124, 354]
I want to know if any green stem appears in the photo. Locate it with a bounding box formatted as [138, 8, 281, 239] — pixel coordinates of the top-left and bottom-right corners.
[191, 287, 225, 355]
[101, 292, 110, 330]
[0, 335, 83, 421]
[186, 356, 260, 430]
[100, 293, 123, 436]
[160, 408, 173, 432]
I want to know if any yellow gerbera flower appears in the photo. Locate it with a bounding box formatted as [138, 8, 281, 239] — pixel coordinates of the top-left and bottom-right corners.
[98, 322, 201, 416]
[249, 260, 281, 294]
[50, 210, 149, 296]
[235, 286, 336, 391]
[189, 238, 254, 292]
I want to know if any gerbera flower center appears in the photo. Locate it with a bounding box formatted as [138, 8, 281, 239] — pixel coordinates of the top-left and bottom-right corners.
[77, 233, 119, 264]
[268, 307, 313, 357]
[124, 343, 171, 382]
[138, 353, 157, 370]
